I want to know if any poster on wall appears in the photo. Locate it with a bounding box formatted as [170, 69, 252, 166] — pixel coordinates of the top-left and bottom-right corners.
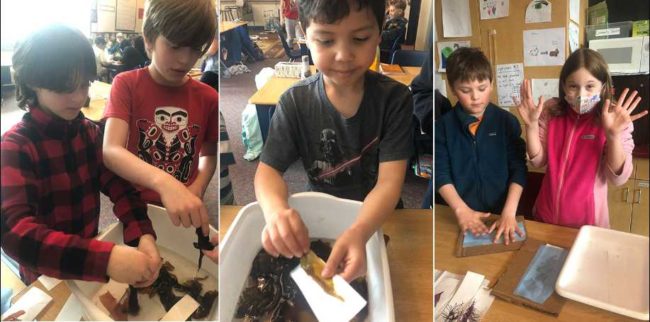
[523, 28, 565, 66]
[525, 0, 552, 24]
[569, 22, 580, 53]
[570, 0, 580, 23]
[442, 0, 472, 37]
[480, 0, 509, 20]
[437, 40, 471, 72]
[115, 0, 136, 31]
[531, 79, 560, 102]
[496, 63, 524, 107]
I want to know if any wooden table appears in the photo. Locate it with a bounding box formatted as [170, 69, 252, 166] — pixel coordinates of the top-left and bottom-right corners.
[220, 205, 433, 321]
[220, 21, 248, 34]
[248, 66, 422, 141]
[435, 205, 638, 321]
[81, 80, 112, 122]
[8, 279, 72, 321]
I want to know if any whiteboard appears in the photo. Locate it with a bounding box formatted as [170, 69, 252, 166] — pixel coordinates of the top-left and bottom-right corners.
[115, 0, 136, 31]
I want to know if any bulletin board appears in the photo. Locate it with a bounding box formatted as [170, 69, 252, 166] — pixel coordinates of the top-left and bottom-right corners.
[115, 0, 137, 31]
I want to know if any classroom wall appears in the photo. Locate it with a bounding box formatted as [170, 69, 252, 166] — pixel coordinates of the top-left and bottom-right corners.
[221, 1, 279, 27]
[415, 0, 433, 50]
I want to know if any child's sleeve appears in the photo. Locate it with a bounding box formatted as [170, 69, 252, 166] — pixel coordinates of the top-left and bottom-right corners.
[379, 86, 414, 162]
[103, 72, 132, 121]
[1, 140, 115, 282]
[506, 114, 528, 187]
[259, 94, 300, 172]
[604, 122, 635, 186]
[434, 119, 452, 192]
[529, 107, 552, 167]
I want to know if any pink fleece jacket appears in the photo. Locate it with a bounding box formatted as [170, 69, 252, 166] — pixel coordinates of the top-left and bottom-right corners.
[530, 99, 635, 228]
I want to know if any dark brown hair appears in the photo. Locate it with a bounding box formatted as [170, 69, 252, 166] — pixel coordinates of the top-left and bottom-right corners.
[12, 24, 96, 110]
[143, 0, 216, 54]
[550, 48, 613, 119]
[446, 47, 492, 88]
[299, 0, 385, 34]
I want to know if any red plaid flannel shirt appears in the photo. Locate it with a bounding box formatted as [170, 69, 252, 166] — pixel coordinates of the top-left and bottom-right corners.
[1, 107, 156, 284]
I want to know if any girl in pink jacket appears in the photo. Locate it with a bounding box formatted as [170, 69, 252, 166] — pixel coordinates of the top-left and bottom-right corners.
[517, 48, 648, 228]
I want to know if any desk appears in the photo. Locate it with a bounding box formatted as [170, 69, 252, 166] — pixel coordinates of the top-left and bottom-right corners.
[249, 66, 422, 141]
[435, 205, 637, 321]
[81, 81, 112, 122]
[9, 280, 72, 321]
[220, 21, 248, 34]
[220, 205, 433, 321]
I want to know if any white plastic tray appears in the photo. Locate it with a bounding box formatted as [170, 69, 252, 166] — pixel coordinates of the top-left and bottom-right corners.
[66, 204, 219, 321]
[556, 225, 649, 320]
[219, 192, 395, 322]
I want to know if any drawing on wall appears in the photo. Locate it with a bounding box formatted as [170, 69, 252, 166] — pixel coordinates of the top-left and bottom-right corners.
[523, 28, 565, 66]
[531, 79, 560, 101]
[514, 244, 568, 304]
[463, 221, 526, 247]
[437, 40, 471, 72]
[525, 0, 552, 23]
[480, 0, 509, 20]
[442, 0, 472, 37]
[496, 63, 525, 107]
[569, 21, 580, 53]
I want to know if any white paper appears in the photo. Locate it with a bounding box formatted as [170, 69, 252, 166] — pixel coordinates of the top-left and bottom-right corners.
[434, 271, 462, 319]
[1, 287, 52, 321]
[290, 266, 367, 322]
[641, 36, 649, 74]
[480, 0, 509, 20]
[569, 21, 580, 53]
[473, 287, 496, 320]
[37, 275, 62, 291]
[442, 0, 472, 37]
[525, 0, 552, 23]
[531, 78, 560, 101]
[437, 271, 485, 322]
[496, 63, 525, 107]
[160, 294, 200, 321]
[524, 28, 566, 66]
[435, 73, 448, 97]
[54, 294, 83, 321]
[437, 40, 471, 72]
[570, 0, 581, 23]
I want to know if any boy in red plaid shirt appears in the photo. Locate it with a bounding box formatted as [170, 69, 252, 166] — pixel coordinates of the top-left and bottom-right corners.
[1, 24, 160, 286]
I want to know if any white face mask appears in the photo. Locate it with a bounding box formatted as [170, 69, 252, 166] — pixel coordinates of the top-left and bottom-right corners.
[566, 94, 601, 114]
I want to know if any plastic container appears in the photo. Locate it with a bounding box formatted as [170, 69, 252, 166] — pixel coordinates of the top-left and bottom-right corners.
[219, 192, 395, 322]
[66, 204, 219, 321]
[586, 21, 633, 42]
[556, 225, 649, 320]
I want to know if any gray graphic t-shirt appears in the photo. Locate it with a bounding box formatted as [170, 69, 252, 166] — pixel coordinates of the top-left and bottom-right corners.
[261, 71, 414, 201]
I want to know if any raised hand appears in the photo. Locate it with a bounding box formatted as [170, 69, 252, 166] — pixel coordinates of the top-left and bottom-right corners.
[515, 79, 546, 126]
[261, 208, 310, 258]
[601, 88, 648, 138]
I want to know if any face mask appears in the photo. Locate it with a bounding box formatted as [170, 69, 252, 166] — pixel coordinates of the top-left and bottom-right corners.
[566, 94, 600, 114]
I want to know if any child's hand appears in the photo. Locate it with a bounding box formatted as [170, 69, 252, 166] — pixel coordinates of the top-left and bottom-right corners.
[454, 207, 490, 236]
[322, 227, 367, 282]
[601, 88, 647, 138]
[489, 214, 524, 245]
[515, 79, 545, 126]
[107, 245, 156, 285]
[262, 208, 309, 258]
[159, 177, 210, 236]
[202, 235, 219, 264]
[136, 234, 161, 287]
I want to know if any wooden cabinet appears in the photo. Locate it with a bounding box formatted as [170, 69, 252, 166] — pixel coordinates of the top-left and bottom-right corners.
[608, 158, 649, 236]
[630, 179, 649, 236]
[608, 181, 634, 232]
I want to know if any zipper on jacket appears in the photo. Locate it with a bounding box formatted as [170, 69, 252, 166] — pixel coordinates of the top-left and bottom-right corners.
[554, 115, 579, 223]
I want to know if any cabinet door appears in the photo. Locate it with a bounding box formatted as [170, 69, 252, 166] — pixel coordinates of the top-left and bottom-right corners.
[635, 158, 649, 180]
[631, 180, 649, 236]
[608, 181, 634, 232]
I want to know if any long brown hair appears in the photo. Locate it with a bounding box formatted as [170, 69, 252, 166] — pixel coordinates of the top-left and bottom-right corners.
[550, 48, 613, 119]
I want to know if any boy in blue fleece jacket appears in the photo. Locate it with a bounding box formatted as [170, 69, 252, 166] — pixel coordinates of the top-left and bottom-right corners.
[435, 47, 527, 245]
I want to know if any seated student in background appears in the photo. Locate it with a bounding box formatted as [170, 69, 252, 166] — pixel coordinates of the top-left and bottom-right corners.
[517, 48, 648, 228]
[410, 47, 434, 208]
[119, 37, 147, 71]
[1, 24, 160, 286]
[435, 47, 527, 245]
[380, 0, 407, 54]
[93, 36, 110, 82]
[255, 0, 413, 282]
[103, 0, 218, 237]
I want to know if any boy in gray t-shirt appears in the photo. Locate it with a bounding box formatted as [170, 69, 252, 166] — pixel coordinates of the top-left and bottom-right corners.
[254, 0, 413, 283]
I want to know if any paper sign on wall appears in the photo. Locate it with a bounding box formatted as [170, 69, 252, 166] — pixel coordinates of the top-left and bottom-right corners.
[525, 0, 552, 24]
[523, 28, 565, 66]
[437, 41, 471, 72]
[570, 0, 581, 23]
[569, 22, 580, 53]
[496, 63, 524, 107]
[442, 0, 472, 37]
[480, 0, 509, 20]
[531, 79, 559, 101]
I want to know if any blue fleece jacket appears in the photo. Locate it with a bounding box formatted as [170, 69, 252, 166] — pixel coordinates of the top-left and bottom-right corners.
[435, 102, 527, 213]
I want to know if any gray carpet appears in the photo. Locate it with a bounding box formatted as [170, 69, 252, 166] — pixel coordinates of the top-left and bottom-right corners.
[219, 57, 429, 209]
